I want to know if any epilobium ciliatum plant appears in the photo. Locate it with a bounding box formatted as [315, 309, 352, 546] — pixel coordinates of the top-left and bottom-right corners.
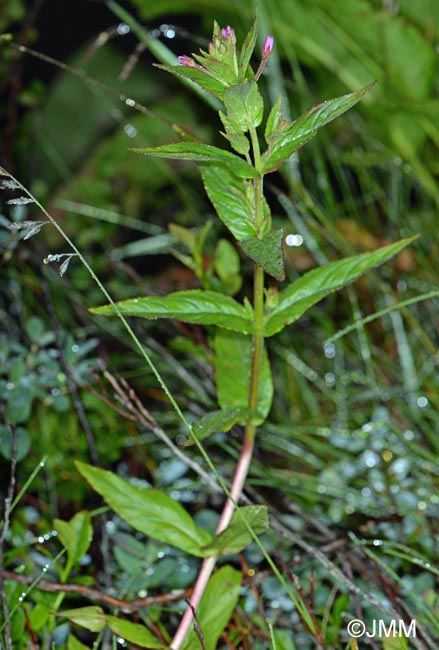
[73, 17, 414, 649]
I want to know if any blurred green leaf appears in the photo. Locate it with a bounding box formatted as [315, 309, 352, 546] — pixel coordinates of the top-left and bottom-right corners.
[67, 636, 91, 650]
[54, 511, 93, 573]
[106, 616, 167, 648]
[76, 462, 212, 556]
[90, 290, 254, 334]
[59, 606, 106, 633]
[182, 565, 242, 650]
[0, 426, 31, 461]
[214, 239, 242, 295]
[214, 330, 273, 422]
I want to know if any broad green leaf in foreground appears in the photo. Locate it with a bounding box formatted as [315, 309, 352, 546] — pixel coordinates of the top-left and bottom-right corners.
[186, 407, 252, 446]
[202, 505, 269, 556]
[182, 565, 242, 650]
[76, 462, 212, 556]
[214, 330, 273, 423]
[201, 164, 257, 241]
[59, 607, 106, 633]
[106, 616, 167, 649]
[223, 81, 264, 133]
[263, 81, 377, 173]
[240, 229, 285, 280]
[90, 290, 254, 335]
[264, 237, 417, 337]
[131, 141, 256, 179]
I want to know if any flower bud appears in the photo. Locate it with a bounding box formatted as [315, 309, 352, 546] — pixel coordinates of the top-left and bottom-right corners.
[262, 35, 274, 60]
[177, 55, 197, 67]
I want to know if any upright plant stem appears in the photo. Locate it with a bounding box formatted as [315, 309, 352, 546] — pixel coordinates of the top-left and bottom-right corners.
[170, 130, 266, 650]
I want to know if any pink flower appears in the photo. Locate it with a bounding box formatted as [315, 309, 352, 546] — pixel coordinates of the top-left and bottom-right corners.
[221, 25, 234, 38]
[177, 55, 196, 67]
[262, 34, 274, 59]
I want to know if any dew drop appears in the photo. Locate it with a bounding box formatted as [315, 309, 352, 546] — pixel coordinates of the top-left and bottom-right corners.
[416, 396, 428, 408]
[324, 342, 336, 359]
[325, 372, 335, 387]
[117, 23, 130, 35]
[372, 539, 383, 546]
[285, 233, 303, 247]
[125, 98, 136, 107]
[72, 344, 79, 353]
[124, 124, 137, 138]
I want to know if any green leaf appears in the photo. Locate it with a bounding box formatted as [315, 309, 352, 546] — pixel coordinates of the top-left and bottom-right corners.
[182, 566, 242, 650]
[265, 96, 284, 142]
[0, 426, 31, 461]
[238, 13, 258, 79]
[240, 229, 285, 280]
[214, 239, 242, 295]
[263, 81, 377, 173]
[201, 165, 257, 241]
[202, 506, 269, 556]
[155, 63, 226, 100]
[90, 290, 254, 334]
[186, 407, 251, 446]
[54, 511, 93, 571]
[106, 616, 167, 649]
[59, 606, 106, 633]
[223, 81, 264, 132]
[68, 636, 91, 650]
[131, 142, 256, 179]
[76, 462, 212, 556]
[214, 331, 273, 423]
[219, 111, 250, 156]
[264, 237, 417, 337]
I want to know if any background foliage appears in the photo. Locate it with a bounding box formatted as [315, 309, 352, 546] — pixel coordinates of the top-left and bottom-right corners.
[0, 0, 438, 648]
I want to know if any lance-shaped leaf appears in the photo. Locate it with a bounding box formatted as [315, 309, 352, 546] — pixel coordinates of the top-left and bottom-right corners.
[186, 407, 252, 446]
[54, 511, 93, 573]
[263, 81, 377, 173]
[59, 607, 106, 633]
[215, 330, 273, 423]
[238, 13, 258, 79]
[201, 165, 257, 241]
[264, 236, 417, 337]
[106, 617, 167, 649]
[156, 63, 226, 100]
[76, 462, 212, 556]
[131, 142, 256, 179]
[240, 229, 285, 280]
[202, 506, 269, 556]
[90, 290, 254, 335]
[182, 566, 242, 650]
